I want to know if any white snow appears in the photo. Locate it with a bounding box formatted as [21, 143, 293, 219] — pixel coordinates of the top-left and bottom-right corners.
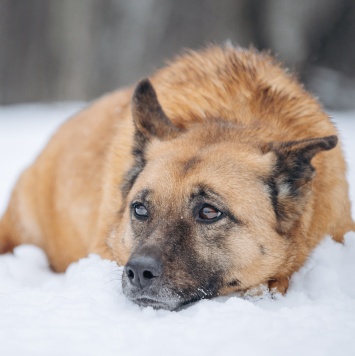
[0, 104, 354, 356]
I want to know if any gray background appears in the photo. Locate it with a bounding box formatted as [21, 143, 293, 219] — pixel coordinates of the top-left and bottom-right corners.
[1, 0, 355, 109]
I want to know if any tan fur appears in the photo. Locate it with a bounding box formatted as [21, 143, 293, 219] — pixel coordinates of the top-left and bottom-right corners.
[0, 45, 354, 298]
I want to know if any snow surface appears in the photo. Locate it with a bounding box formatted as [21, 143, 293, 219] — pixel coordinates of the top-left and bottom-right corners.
[0, 104, 354, 356]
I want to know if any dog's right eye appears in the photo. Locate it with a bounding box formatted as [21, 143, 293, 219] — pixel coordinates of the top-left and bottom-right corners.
[133, 203, 149, 220]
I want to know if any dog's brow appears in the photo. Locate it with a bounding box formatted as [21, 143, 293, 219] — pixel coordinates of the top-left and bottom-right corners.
[181, 156, 201, 174]
[135, 188, 151, 202]
[190, 184, 222, 202]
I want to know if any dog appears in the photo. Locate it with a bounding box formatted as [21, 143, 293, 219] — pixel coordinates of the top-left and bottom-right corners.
[1, 45, 354, 310]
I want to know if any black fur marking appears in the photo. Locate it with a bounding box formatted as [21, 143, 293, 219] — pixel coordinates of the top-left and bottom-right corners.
[147, 218, 223, 300]
[264, 163, 304, 234]
[133, 78, 153, 98]
[259, 245, 266, 255]
[266, 177, 279, 220]
[181, 156, 201, 174]
[276, 153, 314, 193]
[165, 220, 193, 256]
[228, 279, 241, 287]
[120, 130, 147, 201]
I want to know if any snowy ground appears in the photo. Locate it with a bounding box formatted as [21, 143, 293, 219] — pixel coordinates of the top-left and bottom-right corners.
[0, 104, 354, 356]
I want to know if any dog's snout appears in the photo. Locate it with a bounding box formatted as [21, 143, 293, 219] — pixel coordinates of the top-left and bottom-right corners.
[125, 256, 162, 289]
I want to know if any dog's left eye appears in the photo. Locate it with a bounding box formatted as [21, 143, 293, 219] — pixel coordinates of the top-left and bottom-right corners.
[197, 204, 223, 223]
[133, 203, 149, 220]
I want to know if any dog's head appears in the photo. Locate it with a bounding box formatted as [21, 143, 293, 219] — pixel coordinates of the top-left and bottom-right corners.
[113, 79, 337, 310]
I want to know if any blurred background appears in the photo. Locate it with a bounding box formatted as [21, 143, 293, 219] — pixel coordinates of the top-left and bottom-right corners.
[1, 0, 355, 109]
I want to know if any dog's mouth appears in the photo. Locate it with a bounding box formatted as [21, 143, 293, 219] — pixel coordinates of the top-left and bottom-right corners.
[133, 297, 172, 310]
[123, 279, 204, 310]
[132, 295, 203, 310]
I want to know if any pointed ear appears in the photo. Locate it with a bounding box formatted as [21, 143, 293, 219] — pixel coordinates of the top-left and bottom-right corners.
[264, 135, 337, 183]
[274, 135, 338, 164]
[264, 135, 338, 235]
[121, 79, 182, 200]
[131, 79, 182, 140]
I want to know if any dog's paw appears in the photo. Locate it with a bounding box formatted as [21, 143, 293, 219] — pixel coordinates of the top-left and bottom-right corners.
[268, 277, 289, 295]
[241, 283, 270, 301]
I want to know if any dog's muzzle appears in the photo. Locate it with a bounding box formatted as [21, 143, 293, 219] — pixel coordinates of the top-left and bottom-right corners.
[122, 254, 182, 310]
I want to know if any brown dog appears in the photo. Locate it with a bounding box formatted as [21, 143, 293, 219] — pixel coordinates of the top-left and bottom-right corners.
[0, 45, 354, 310]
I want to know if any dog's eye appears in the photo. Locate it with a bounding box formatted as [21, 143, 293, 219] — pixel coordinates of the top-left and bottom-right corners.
[197, 204, 222, 223]
[133, 203, 149, 220]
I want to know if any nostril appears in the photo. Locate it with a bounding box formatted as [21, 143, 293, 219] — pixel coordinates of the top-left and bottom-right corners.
[143, 270, 154, 279]
[127, 268, 134, 279]
[125, 255, 162, 288]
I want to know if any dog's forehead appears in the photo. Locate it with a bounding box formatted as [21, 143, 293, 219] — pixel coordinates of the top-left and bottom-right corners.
[147, 136, 274, 178]
[135, 138, 274, 205]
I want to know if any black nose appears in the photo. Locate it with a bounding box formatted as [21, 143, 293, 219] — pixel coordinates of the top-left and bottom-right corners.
[125, 256, 162, 289]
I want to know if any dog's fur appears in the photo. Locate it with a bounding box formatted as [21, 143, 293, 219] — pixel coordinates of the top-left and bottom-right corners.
[0, 45, 354, 310]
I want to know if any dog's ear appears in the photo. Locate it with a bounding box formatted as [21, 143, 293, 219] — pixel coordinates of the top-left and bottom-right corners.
[121, 80, 182, 199]
[269, 135, 338, 183]
[131, 79, 182, 140]
[263, 135, 338, 234]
